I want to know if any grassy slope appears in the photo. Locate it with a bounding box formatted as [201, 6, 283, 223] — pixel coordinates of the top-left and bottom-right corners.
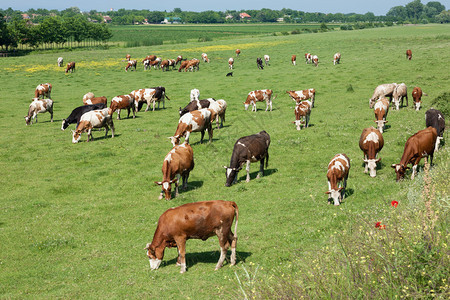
[0, 24, 449, 298]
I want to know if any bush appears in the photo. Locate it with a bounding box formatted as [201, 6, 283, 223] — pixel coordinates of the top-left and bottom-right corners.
[281, 31, 289, 35]
[385, 21, 394, 27]
[430, 92, 450, 117]
[291, 29, 301, 35]
[340, 24, 353, 30]
[198, 36, 212, 42]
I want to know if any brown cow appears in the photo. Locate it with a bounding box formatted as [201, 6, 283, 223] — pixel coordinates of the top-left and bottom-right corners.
[333, 52, 341, 65]
[244, 89, 273, 112]
[286, 89, 316, 107]
[35, 83, 52, 99]
[178, 60, 189, 72]
[406, 49, 412, 60]
[65, 62, 75, 73]
[143, 55, 156, 62]
[305, 53, 312, 64]
[292, 100, 312, 130]
[155, 142, 194, 200]
[145, 200, 238, 273]
[391, 126, 437, 181]
[83, 96, 107, 106]
[170, 109, 213, 146]
[326, 154, 350, 206]
[235, 49, 241, 57]
[125, 60, 137, 72]
[412, 86, 423, 111]
[374, 98, 389, 133]
[110, 94, 135, 119]
[228, 57, 234, 69]
[359, 127, 384, 177]
[291, 54, 296, 65]
[175, 55, 183, 65]
[126, 54, 131, 61]
[160, 59, 169, 71]
[185, 59, 200, 72]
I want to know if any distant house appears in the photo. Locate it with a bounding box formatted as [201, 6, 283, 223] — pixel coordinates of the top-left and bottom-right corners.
[277, 18, 284, 22]
[103, 15, 112, 23]
[21, 14, 30, 20]
[239, 12, 251, 19]
[225, 14, 233, 20]
[162, 17, 182, 24]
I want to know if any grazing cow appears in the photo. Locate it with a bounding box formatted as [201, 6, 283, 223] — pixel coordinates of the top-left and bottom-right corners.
[83, 92, 94, 102]
[185, 59, 199, 72]
[170, 109, 213, 146]
[392, 83, 408, 110]
[228, 58, 234, 69]
[125, 60, 137, 72]
[24, 98, 53, 125]
[326, 154, 350, 206]
[412, 86, 423, 111]
[126, 54, 131, 61]
[145, 200, 238, 273]
[160, 59, 170, 71]
[168, 59, 177, 70]
[224, 131, 270, 186]
[175, 55, 183, 65]
[155, 142, 194, 200]
[143, 59, 151, 70]
[178, 60, 189, 72]
[71, 108, 114, 143]
[286, 89, 316, 107]
[83, 93, 107, 106]
[305, 53, 312, 64]
[152, 57, 162, 69]
[57, 57, 63, 67]
[61, 103, 106, 131]
[291, 55, 296, 65]
[235, 49, 241, 57]
[406, 49, 412, 60]
[369, 83, 397, 108]
[190, 89, 200, 101]
[132, 87, 169, 112]
[293, 100, 312, 130]
[210, 99, 227, 129]
[359, 127, 384, 177]
[179, 98, 215, 117]
[264, 55, 270, 66]
[391, 127, 437, 181]
[256, 57, 264, 70]
[110, 94, 135, 119]
[201, 53, 210, 63]
[143, 55, 156, 62]
[35, 83, 52, 99]
[374, 98, 389, 133]
[333, 52, 341, 65]
[65, 62, 75, 73]
[425, 109, 445, 152]
[312, 55, 319, 67]
[244, 89, 273, 112]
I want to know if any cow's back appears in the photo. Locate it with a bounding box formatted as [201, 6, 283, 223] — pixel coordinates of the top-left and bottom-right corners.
[403, 127, 437, 162]
[426, 109, 445, 136]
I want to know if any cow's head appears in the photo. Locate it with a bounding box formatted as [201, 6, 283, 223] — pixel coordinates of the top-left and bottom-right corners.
[24, 115, 32, 125]
[61, 119, 69, 131]
[414, 101, 421, 111]
[292, 120, 303, 131]
[369, 98, 376, 108]
[71, 129, 82, 144]
[393, 98, 401, 110]
[374, 120, 387, 133]
[168, 136, 180, 147]
[391, 164, 409, 181]
[145, 243, 163, 270]
[326, 188, 343, 206]
[244, 102, 250, 111]
[364, 158, 381, 177]
[224, 166, 240, 187]
[155, 179, 177, 200]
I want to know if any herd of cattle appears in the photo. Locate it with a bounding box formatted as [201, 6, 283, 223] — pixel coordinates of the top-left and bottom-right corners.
[25, 47, 446, 273]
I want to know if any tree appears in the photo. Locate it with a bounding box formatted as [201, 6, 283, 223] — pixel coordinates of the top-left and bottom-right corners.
[405, 0, 424, 20]
[40, 17, 66, 45]
[173, 8, 182, 14]
[435, 10, 450, 23]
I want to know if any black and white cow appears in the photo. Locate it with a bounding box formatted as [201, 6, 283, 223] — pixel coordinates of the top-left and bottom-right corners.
[179, 98, 215, 117]
[224, 131, 270, 186]
[425, 109, 445, 152]
[256, 57, 264, 70]
[61, 103, 107, 130]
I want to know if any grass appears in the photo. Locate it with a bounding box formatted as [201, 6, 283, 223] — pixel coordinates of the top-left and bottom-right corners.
[0, 24, 449, 298]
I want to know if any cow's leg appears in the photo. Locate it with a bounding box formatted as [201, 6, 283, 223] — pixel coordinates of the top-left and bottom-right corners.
[104, 125, 109, 138]
[230, 231, 237, 266]
[306, 114, 310, 128]
[406, 95, 408, 107]
[49, 107, 53, 122]
[256, 158, 264, 179]
[364, 155, 369, 173]
[208, 123, 213, 143]
[87, 129, 92, 142]
[145, 101, 150, 112]
[152, 101, 156, 112]
[245, 160, 251, 182]
[109, 120, 115, 138]
[117, 109, 121, 120]
[411, 164, 418, 180]
[174, 237, 187, 273]
[200, 130, 205, 144]
[157, 101, 160, 109]
[215, 229, 230, 270]
[435, 138, 441, 152]
[127, 108, 131, 118]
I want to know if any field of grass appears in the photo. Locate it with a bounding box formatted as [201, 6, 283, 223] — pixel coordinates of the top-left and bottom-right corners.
[0, 24, 449, 298]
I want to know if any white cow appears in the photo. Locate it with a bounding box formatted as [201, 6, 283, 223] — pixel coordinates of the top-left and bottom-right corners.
[264, 55, 270, 66]
[190, 89, 200, 102]
[57, 57, 64, 67]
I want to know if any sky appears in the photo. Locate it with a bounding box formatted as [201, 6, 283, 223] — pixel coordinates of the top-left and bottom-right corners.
[1, 0, 449, 15]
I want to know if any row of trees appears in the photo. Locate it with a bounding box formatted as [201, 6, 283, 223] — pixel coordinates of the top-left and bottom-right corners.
[0, 14, 112, 51]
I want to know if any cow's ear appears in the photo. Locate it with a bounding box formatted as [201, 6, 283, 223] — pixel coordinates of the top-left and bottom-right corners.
[170, 179, 177, 184]
[325, 191, 331, 194]
[384, 120, 388, 123]
[155, 181, 162, 185]
[144, 243, 151, 250]
[337, 187, 344, 192]
[376, 158, 382, 163]
[391, 164, 397, 168]
[223, 166, 228, 169]
[405, 166, 410, 170]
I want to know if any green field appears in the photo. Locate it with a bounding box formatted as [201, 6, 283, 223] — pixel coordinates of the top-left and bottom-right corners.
[0, 24, 449, 298]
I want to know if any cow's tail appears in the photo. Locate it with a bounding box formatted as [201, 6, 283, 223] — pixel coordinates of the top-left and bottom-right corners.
[164, 92, 170, 101]
[233, 202, 239, 239]
[423, 92, 428, 97]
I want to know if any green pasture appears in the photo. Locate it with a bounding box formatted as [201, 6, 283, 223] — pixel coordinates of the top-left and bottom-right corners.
[0, 24, 449, 298]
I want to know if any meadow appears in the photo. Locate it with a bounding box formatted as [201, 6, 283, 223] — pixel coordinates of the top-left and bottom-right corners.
[0, 24, 449, 298]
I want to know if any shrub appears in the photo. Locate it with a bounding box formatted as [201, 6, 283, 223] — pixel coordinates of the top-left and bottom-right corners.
[430, 92, 450, 116]
[281, 31, 289, 35]
[347, 84, 354, 92]
[291, 29, 301, 35]
[198, 36, 212, 42]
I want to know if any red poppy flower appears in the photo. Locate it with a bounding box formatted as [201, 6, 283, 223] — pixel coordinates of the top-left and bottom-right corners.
[375, 222, 381, 228]
[391, 200, 398, 208]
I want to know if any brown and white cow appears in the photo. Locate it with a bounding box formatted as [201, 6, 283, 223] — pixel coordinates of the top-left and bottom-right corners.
[228, 58, 234, 69]
[175, 55, 183, 65]
[305, 53, 312, 64]
[126, 54, 131, 61]
[131, 87, 168, 112]
[412, 86, 423, 111]
[406, 49, 412, 60]
[333, 52, 341, 65]
[160, 59, 170, 71]
[201, 53, 210, 63]
[292, 100, 312, 130]
[286, 89, 316, 107]
[168, 59, 177, 70]
[326, 153, 350, 206]
[374, 97, 389, 133]
[312, 55, 319, 67]
[179, 98, 214, 117]
[359, 127, 384, 177]
[57, 57, 63, 67]
[235, 49, 241, 57]
[35, 83, 52, 99]
[145, 200, 238, 273]
[369, 83, 397, 108]
[83, 93, 107, 106]
[110, 94, 135, 119]
[125, 60, 137, 72]
[155, 142, 194, 200]
[143, 55, 156, 62]
[170, 109, 213, 146]
[185, 59, 199, 72]
[210, 99, 227, 129]
[71, 108, 114, 143]
[391, 126, 437, 181]
[25, 98, 53, 125]
[244, 89, 273, 112]
[392, 83, 408, 110]
[291, 54, 296, 65]
[178, 60, 189, 72]
[264, 55, 270, 66]
[65, 62, 75, 73]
